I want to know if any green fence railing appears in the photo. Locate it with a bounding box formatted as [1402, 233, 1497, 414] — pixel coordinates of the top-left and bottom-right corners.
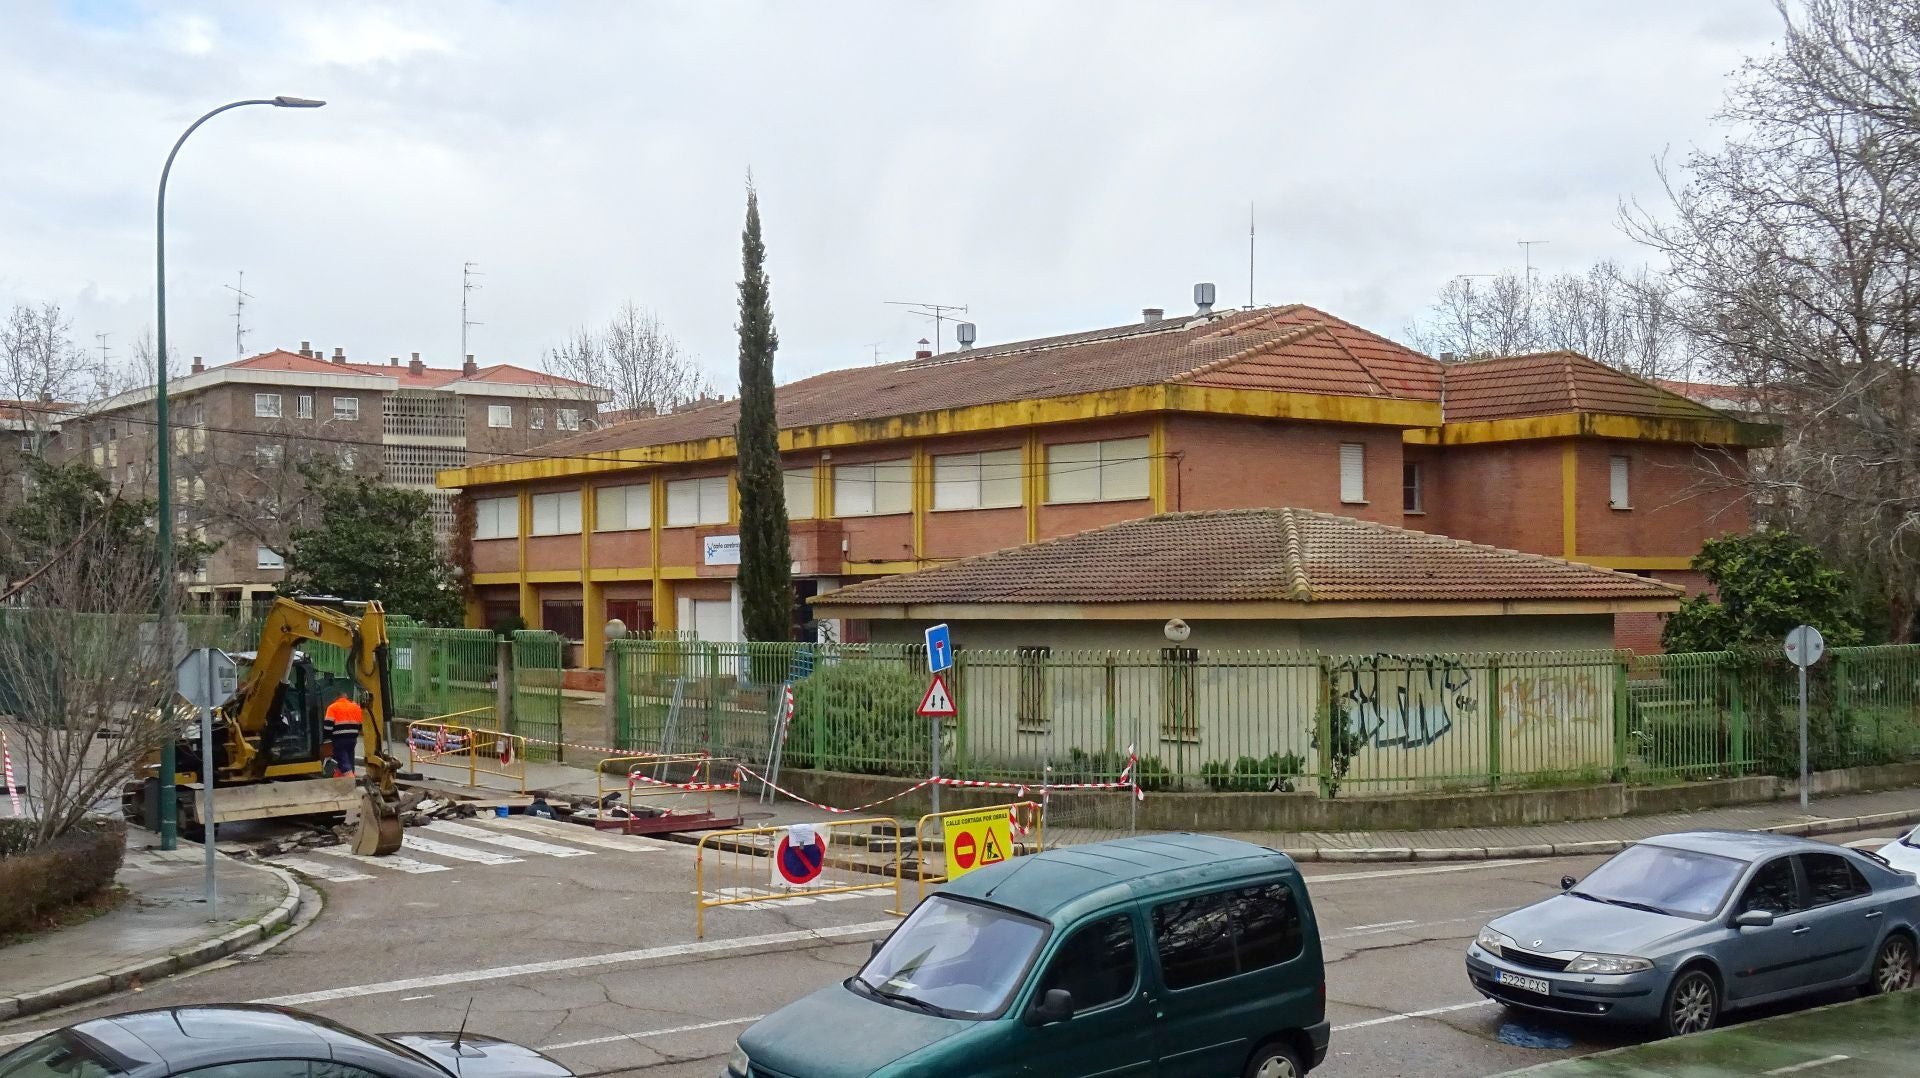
[511, 630, 564, 760]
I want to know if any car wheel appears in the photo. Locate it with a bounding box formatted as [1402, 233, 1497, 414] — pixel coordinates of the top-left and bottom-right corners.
[1868, 933, 1915, 995]
[1660, 968, 1719, 1037]
[1244, 1040, 1305, 1078]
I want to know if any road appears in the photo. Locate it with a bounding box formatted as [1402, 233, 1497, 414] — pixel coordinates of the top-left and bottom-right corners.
[0, 818, 1902, 1078]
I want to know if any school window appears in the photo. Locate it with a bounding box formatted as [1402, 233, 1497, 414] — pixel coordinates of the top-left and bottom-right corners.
[529, 407, 546, 430]
[540, 600, 586, 642]
[1016, 646, 1050, 731]
[254, 393, 282, 419]
[594, 484, 647, 531]
[474, 496, 517, 540]
[1339, 443, 1366, 504]
[1035, 914, 1138, 1013]
[665, 475, 730, 527]
[1403, 461, 1424, 513]
[333, 396, 359, 422]
[530, 490, 583, 536]
[1045, 437, 1148, 504]
[933, 448, 1022, 511]
[295, 394, 313, 420]
[557, 408, 582, 431]
[1610, 455, 1631, 509]
[784, 466, 816, 520]
[488, 404, 513, 428]
[833, 459, 911, 516]
[255, 546, 285, 571]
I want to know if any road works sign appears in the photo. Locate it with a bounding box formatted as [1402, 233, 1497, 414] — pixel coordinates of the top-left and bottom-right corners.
[940, 806, 1012, 880]
[917, 673, 956, 718]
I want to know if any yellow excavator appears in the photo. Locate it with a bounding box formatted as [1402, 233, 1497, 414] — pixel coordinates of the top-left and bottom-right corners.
[125, 596, 406, 855]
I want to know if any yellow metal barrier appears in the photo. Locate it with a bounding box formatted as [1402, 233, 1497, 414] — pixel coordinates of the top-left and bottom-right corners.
[694, 817, 902, 938]
[908, 801, 1044, 904]
[592, 753, 743, 836]
[405, 718, 527, 793]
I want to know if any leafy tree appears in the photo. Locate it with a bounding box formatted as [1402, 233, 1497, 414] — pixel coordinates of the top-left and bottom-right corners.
[283, 462, 462, 625]
[0, 458, 204, 591]
[1661, 530, 1867, 653]
[734, 180, 791, 642]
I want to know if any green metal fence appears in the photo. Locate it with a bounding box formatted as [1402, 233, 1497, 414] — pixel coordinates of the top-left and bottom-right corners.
[511, 630, 564, 759]
[598, 639, 1920, 795]
[388, 625, 498, 724]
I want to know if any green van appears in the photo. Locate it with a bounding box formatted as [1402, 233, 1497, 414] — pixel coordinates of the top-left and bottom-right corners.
[725, 834, 1329, 1078]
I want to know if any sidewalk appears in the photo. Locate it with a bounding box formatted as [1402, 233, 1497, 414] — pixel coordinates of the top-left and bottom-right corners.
[0, 829, 301, 1021]
[481, 756, 1920, 860]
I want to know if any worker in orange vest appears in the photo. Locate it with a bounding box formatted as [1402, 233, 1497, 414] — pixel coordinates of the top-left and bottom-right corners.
[324, 691, 365, 778]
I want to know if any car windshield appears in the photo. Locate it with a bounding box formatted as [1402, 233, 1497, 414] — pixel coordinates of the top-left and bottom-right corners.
[0, 1033, 130, 1078]
[1571, 843, 1748, 919]
[854, 895, 1049, 1019]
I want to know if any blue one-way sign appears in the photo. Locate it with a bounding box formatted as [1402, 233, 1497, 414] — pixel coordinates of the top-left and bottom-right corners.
[925, 623, 953, 674]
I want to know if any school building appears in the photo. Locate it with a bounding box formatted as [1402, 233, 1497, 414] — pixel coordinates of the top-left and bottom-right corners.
[437, 297, 1772, 667]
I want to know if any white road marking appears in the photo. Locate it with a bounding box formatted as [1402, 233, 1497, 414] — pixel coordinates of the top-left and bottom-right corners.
[1310, 860, 1546, 884]
[400, 995, 434, 1002]
[1766, 1056, 1851, 1075]
[426, 820, 591, 857]
[1342, 919, 1416, 932]
[313, 847, 450, 874]
[487, 816, 669, 852]
[1325, 916, 1480, 941]
[402, 834, 521, 866]
[541, 1015, 765, 1052]
[256, 920, 899, 1006]
[268, 856, 374, 883]
[1333, 999, 1495, 1031]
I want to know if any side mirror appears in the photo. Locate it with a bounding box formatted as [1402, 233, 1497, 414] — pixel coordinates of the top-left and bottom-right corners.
[1560, 875, 1576, 891]
[1027, 988, 1075, 1026]
[1736, 909, 1775, 929]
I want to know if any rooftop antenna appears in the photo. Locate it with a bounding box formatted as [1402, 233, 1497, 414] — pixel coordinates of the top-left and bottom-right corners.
[223, 271, 253, 358]
[94, 331, 112, 368]
[462, 262, 484, 361]
[1517, 240, 1551, 292]
[1248, 201, 1256, 309]
[885, 300, 968, 356]
[865, 341, 884, 366]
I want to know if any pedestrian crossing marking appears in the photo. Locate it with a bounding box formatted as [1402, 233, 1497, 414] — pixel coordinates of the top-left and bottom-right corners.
[313, 847, 450, 874]
[271, 856, 374, 882]
[426, 820, 592, 857]
[485, 816, 670, 853]
[403, 833, 522, 865]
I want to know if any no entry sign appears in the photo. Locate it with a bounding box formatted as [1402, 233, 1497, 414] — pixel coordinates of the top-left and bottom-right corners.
[775, 825, 827, 885]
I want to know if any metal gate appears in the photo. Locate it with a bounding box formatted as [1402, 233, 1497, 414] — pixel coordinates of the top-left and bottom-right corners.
[511, 629, 564, 759]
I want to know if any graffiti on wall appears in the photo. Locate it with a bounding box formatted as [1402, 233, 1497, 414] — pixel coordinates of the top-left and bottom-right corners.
[1330, 654, 1476, 749]
[1501, 669, 1606, 738]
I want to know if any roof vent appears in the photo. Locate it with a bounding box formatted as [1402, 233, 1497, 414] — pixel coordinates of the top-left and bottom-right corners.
[955, 322, 976, 349]
[298, 340, 312, 357]
[1142, 308, 1164, 325]
[1194, 282, 1216, 315]
[914, 338, 932, 361]
[331, 346, 346, 365]
[389, 356, 400, 366]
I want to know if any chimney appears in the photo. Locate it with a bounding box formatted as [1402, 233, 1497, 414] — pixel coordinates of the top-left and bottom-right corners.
[1142, 308, 1164, 325]
[389, 356, 400, 366]
[1194, 282, 1217, 315]
[190, 355, 205, 374]
[298, 340, 312, 357]
[331, 346, 346, 365]
[408, 355, 426, 376]
[463, 353, 479, 377]
[1440, 351, 1459, 363]
[914, 338, 932, 361]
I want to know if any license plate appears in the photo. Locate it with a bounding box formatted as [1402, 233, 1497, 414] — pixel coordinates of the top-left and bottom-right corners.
[1496, 970, 1551, 995]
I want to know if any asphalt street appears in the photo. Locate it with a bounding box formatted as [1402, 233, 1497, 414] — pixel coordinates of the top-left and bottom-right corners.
[0, 819, 1903, 1078]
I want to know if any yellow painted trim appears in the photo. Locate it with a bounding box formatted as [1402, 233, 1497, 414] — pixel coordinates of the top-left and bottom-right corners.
[1022, 431, 1041, 544]
[1403, 412, 1776, 448]
[658, 565, 698, 580]
[472, 572, 522, 586]
[811, 597, 1683, 620]
[1561, 442, 1578, 559]
[440, 385, 1444, 490]
[1148, 416, 1167, 513]
[812, 456, 831, 521]
[523, 570, 581, 584]
[653, 578, 674, 630]
[581, 481, 603, 667]
[726, 470, 740, 524]
[516, 490, 536, 624]
[910, 444, 930, 560]
[649, 472, 669, 628]
[588, 567, 656, 582]
[1577, 556, 1697, 571]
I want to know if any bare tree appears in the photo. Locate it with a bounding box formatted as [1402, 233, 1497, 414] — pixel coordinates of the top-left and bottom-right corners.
[1627, 0, 1920, 638]
[1407, 262, 1692, 379]
[0, 303, 85, 434]
[545, 302, 708, 417]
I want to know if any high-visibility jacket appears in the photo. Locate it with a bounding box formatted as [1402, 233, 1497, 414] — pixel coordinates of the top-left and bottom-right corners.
[325, 696, 364, 728]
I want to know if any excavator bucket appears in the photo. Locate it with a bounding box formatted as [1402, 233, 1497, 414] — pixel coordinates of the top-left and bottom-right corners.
[353, 790, 404, 856]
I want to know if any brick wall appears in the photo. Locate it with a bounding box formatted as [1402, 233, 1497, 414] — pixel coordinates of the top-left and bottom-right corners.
[1577, 442, 1748, 558]
[1422, 441, 1567, 555]
[1164, 415, 1404, 524]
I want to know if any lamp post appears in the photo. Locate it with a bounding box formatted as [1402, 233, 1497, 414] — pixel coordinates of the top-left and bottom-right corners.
[154, 96, 324, 851]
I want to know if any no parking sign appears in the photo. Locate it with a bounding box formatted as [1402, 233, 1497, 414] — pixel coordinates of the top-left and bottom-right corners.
[775, 824, 827, 886]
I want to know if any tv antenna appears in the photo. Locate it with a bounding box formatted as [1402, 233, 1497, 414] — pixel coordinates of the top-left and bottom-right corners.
[223, 271, 253, 358]
[462, 262, 484, 360]
[1517, 240, 1551, 291]
[865, 341, 885, 366]
[94, 332, 112, 368]
[885, 300, 968, 356]
[1248, 202, 1256, 309]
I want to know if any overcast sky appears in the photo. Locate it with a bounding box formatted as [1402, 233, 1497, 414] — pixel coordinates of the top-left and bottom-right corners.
[1, 1, 1783, 393]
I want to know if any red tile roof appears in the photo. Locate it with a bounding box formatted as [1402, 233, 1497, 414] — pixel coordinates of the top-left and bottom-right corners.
[1444, 352, 1723, 424]
[221, 350, 594, 390]
[814, 508, 1683, 608]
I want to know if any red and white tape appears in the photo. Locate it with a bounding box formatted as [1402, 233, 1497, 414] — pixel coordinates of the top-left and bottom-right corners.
[2, 730, 21, 816]
[627, 770, 740, 793]
[734, 763, 942, 814]
[736, 763, 1141, 816]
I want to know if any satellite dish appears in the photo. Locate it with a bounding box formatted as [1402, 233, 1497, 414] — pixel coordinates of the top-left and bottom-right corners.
[1164, 618, 1191, 643]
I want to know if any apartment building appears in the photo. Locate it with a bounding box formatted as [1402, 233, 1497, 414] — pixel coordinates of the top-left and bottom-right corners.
[439, 298, 1772, 665]
[70, 344, 607, 611]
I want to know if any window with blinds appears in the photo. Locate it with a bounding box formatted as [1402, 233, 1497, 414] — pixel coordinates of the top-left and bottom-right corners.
[1610, 455, 1631, 509]
[933, 448, 1022, 511]
[784, 467, 816, 520]
[1044, 437, 1149, 504]
[474, 496, 517, 540]
[666, 476, 730, 526]
[833, 460, 912, 516]
[1339, 443, 1366, 504]
[595, 484, 649, 531]
[531, 491, 583, 535]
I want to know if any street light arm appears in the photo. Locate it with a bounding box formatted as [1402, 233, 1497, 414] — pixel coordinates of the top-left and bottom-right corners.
[157, 99, 279, 207]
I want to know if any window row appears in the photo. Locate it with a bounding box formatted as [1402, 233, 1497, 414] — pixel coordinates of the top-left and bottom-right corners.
[255, 393, 359, 421]
[487, 404, 582, 430]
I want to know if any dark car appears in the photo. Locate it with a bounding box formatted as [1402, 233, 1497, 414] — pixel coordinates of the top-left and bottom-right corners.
[1465, 831, 1920, 1037]
[0, 1004, 572, 1078]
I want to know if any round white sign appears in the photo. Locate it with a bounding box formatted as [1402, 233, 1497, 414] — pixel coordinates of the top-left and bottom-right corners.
[1784, 624, 1826, 669]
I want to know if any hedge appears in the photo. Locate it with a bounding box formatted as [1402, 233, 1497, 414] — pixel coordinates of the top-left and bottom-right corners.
[0, 818, 125, 939]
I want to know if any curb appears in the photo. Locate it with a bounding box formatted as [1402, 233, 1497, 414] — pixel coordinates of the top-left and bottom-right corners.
[1275, 807, 1920, 864]
[0, 862, 304, 1023]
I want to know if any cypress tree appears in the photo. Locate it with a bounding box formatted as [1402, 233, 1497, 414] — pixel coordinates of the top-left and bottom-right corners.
[735, 180, 792, 642]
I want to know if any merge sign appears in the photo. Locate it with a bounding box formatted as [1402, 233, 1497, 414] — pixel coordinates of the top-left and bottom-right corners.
[940, 806, 1012, 881]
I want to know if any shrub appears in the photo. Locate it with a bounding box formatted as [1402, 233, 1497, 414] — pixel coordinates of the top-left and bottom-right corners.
[0, 817, 125, 938]
[1055, 747, 1176, 792]
[785, 659, 930, 775]
[1202, 752, 1307, 792]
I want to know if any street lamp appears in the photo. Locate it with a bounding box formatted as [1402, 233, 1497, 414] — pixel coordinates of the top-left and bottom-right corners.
[153, 96, 325, 850]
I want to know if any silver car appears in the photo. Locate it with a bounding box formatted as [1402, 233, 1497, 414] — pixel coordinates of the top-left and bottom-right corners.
[1464, 831, 1920, 1036]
